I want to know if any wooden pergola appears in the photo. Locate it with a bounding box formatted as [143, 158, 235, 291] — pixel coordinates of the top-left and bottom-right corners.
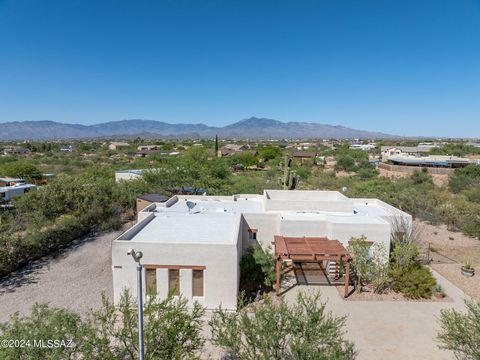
[273, 236, 352, 297]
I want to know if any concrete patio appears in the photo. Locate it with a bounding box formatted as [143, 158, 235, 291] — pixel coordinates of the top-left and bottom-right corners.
[282, 269, 468, 360]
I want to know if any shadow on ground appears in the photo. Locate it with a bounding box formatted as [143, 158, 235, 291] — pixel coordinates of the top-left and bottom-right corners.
[0, 233, 98, 296]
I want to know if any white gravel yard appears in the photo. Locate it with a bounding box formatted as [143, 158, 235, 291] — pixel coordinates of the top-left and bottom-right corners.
[0, 229, 124, 323]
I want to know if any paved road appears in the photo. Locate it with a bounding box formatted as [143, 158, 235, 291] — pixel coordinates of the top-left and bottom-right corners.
[0, 229, 123, 323]
[283, 270, 467, 360]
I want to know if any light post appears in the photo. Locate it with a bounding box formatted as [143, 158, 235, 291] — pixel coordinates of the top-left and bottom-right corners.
[127, 248, 144, 360]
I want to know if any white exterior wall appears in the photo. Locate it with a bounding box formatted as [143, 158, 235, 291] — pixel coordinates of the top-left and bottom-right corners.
[112, 241, 240, 310]
[112, 240, 240, 310]
[241, 213, 280, 251]
[279, 219, 391, 253]
[114, 172, 142, 182]
[264, 200, 353, 213]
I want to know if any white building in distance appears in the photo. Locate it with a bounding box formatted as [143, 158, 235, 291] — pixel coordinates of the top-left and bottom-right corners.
[112, 190, 411, 310]
[0, 183, 37, 201]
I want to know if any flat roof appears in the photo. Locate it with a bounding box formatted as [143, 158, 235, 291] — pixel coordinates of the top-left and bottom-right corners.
[123, 212, 240, 245]
[161, 196, 264, 214]
[0, 184, 36, 192]
[115, 169, 145, 175]
[115, 190, 411, 245]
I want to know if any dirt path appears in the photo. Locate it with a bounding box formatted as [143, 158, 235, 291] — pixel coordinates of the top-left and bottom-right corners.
[415, 219, 480, 300]
[0, 229, 123, 323]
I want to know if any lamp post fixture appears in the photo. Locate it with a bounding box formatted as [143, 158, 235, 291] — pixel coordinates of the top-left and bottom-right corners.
[127, 248, 144, 360]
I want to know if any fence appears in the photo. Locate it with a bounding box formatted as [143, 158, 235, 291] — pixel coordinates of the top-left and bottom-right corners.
[379, 163, 455, 175]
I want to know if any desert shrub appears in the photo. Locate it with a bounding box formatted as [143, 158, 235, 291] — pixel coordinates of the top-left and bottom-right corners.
[464, 188, 480, 203]
[356, 165, 377, 179]
[410, 168, 433, 185]
[437, 300, 480, 360]
[369, 243, 389, 294]
[0, 291, 205, 360]
[390, 243, 419, 269]
[209, 291, 356, 360]
[335, 155, 356, 172]
[389, 243, 436, 298]
[449, 165, 480, 193]
[0, 304, 84, 360]
[390, 265, 436, 299]
[347, 236, 371, 293]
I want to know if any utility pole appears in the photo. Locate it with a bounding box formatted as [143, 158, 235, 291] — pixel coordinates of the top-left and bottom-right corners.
[127, 249, 145, 360]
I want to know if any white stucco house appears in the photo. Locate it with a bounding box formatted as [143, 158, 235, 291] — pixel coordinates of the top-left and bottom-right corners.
[112, 190, 411, 310]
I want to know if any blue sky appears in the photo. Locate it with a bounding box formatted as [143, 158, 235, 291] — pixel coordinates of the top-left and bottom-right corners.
[0, 0, 479, 137]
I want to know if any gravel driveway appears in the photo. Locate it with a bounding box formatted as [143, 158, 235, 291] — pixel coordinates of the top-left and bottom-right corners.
[0, 229, 123, 323]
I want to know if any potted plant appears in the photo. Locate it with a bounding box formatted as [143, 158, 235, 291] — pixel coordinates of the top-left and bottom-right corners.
[461, 258, 475, 277]
[433, 284, 445, 299]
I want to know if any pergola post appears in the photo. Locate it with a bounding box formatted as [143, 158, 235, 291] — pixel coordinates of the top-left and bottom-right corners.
[275, 256, 281, 296]
[344, 260, 350, 298]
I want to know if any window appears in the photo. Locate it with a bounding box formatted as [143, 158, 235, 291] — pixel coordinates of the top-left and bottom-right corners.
[169, 269, 180, 296]
[192, 270, 204, 297]
[145, 269, 157, 296]
[248, 229, 257, 241]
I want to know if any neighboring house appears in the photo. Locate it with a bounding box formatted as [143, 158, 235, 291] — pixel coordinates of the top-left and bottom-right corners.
[295, 142, 316, 150]
[0, 183, 36, 201]
[380, 144, 438, 161]
[0, 177, 25, 187]
[137, 145, 160, 151]
[136, 193, 169, 213]
[135, 150, 157, 158]
[292, 151, 317, 164]
[380, 146, 434, 161]
[109, 142, 131, 151]
[349, 143, 376, 151]
[466, 141, 480, 148]
[112, 190, 411, 310]
[60, 146, 74, 152]
[388, 155, 471, 168]
[115, 169, 145, 182]
[218, 144, 248, 157]
[2, 146, 30, 156]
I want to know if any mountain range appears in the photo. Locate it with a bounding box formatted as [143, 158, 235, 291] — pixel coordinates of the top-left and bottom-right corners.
[0, 117, 398, 140]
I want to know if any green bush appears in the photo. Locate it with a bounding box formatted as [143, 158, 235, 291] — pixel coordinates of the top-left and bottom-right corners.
[390, 265, 436, 299]
[449, 165, 480, 193]
[389, 243, 436, 299]
[437, 300, 480, 359]
[239, 246, 276, 291]
[335, 155, 356, 172]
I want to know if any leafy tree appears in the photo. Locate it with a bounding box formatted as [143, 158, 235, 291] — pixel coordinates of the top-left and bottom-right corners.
[437, 300, 480, 360]
[335, 155, 356, 172]
[0, 161, 42, 181]
[143, 147, 231, 194]
[258, 145, 281, 161]
[209, 291, 356, 360]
